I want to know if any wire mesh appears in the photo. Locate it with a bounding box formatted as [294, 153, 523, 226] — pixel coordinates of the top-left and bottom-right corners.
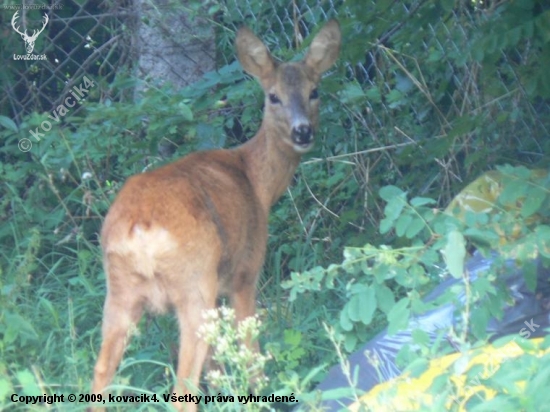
[2, 0, 549, 155]
[2, 1, 136, 123]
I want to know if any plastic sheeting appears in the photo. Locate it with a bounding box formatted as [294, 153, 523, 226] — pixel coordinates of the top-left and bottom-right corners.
[312, 253, 550, 411]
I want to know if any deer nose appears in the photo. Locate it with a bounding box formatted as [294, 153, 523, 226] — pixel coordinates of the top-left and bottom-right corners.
[291, 124, 313, 146]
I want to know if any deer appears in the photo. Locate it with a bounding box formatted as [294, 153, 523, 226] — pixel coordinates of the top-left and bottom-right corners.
[11, 11, 49, 54]
[91, 20, 341, 412]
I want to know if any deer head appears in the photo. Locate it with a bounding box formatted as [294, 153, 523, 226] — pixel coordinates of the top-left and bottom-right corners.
[236, 20, 341, 154]
[12, 11, 49, 54]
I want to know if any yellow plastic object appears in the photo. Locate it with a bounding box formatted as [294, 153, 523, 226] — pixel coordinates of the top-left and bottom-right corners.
[349, 338, 549, 412]
[444, 168, 548, 256]
[445, 170, 503, 216]
[445, 168, 547, 218]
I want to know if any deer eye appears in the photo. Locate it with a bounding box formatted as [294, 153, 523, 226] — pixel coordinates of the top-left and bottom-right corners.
[309, 88, 319, 100]
[268, 93, 281, 104]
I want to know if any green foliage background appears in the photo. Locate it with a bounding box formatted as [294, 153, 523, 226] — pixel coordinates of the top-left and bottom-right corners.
[1, 0, 550, 410]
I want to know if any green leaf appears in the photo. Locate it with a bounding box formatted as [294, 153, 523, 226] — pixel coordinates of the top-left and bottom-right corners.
[499, 178, 527, 205]
[405, 217, 425, 239]
[464, 227, 500, 243]
[387, 89, 404, 108]
[359, 286, 377, 325]
[387, 297, 410, 335]
[0, 377, 13, 403]
[520, 186, 546, 218]
[405, 357, 429, 378]
[17, 370, 41, 396]
[339, 307, 353, 331]
[375, 284, 395, 314]
[395, 213, 413, 237]
[384, 197, 405, 222]
[380, 217, 393, 234]
[469, 395, 517, 411]
[381, 186, 407, 222]
[471, 277, 494, 296]
[283, 329, 302, 346]
[410, 197, 436, 207]
[447, 115, 477, 139]
[365, 86, 381, 103]
[470, 306, 489, 340]
[499, 164, 531, 179]
[379, 185, 405, 202]
[178, 102, 194, 121]
[347, 294, 362, 323]
[411, 328, 430, 346]
[339, 82, 365, 104]
[344, 333, 357, 352]
[443, 230, 466, 279]
[526, 357, 550, 402]
[536, 226, 550, 258]
[522, 260, 538, 292]
[0, 115, 18, 132]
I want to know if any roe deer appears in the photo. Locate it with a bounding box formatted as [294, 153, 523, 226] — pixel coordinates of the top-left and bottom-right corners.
[91, 20, 340, 411]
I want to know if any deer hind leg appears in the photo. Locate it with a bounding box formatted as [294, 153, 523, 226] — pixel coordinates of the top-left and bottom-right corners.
[92, 274, 144, 397]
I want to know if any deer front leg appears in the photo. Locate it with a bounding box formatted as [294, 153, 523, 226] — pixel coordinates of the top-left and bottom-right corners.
[231, 281, 259, 351]
[231, 280, 263, 386]
[172, 284, 217, 412]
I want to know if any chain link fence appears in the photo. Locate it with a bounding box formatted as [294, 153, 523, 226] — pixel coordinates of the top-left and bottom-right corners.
[3, 0, 549, 159]
[2, 0, 137, 123]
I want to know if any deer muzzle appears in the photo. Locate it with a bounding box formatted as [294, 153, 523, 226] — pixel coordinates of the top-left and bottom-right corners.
[289, 98, 314, 152]
[291, 123, 313, 147]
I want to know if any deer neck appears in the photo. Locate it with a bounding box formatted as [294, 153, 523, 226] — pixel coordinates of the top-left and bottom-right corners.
[238, 121, 302, 213]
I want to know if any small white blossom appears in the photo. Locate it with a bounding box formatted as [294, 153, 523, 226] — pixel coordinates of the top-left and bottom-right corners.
[196, 306, 269, 393]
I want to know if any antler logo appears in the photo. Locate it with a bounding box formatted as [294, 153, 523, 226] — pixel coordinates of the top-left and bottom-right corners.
[12, 11, 49, 54]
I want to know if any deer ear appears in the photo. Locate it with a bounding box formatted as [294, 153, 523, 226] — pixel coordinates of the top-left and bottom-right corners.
[236, 27, 276, 80]
[304, 19, 341, 75]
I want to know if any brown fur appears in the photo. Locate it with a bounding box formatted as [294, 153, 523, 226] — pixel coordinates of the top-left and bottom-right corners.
[91, 20, 340, 412]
